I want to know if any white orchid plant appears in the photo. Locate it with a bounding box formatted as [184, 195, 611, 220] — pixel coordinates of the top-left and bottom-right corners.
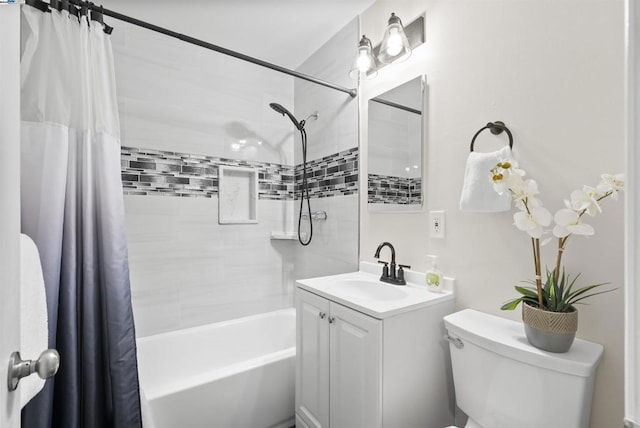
[490, 161, 623, 312]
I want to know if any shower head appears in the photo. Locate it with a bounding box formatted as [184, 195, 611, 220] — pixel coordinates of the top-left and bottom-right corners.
[269, 102, 289, 116]
[269, 103, 303, 131]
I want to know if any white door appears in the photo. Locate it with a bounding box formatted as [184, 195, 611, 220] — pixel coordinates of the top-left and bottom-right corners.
[329, 302, 382, 428]
[296, 289, 330, 428]
[0, 3, 22, 427]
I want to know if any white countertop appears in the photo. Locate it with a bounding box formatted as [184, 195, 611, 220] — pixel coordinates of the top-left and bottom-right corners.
[295, 261, 455, 319]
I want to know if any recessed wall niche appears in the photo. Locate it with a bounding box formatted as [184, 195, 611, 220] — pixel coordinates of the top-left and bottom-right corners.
[218, 166, 259, 224]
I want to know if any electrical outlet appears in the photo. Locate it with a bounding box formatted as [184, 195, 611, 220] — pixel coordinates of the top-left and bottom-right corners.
[429, 210, 445, 238]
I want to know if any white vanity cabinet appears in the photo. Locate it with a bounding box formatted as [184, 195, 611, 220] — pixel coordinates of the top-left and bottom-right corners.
[295, 273, 455, 428]
[296, 288, 382, 428]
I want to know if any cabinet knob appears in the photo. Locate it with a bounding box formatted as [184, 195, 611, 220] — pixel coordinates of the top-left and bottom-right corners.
[319, 312, 326, 319]
[328, 316, 335, 324]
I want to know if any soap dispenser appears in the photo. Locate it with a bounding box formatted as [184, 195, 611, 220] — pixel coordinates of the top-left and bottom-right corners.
[426, 255, 443, 292]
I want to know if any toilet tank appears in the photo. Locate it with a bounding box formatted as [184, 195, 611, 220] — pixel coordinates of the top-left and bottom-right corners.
[444, 309, 603, 428]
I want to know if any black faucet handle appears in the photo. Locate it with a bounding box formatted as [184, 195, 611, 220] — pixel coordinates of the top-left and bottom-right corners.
[377, 260, 389, 278]
[397, 264, 411, 283]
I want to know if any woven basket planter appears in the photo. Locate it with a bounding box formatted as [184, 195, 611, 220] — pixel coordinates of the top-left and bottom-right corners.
[522, 302, 578, 353]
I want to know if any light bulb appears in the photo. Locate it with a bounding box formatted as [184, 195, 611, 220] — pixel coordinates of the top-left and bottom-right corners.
[349, 35, 377, 80]
[356, 49, 372, 71]
[385, 28, 403, 56]
[378, 13, 412, 64]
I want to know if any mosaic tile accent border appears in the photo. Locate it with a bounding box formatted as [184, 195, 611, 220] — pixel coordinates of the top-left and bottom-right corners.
[121, 146, 359, 200]
[368, 173, 422, 205]
[295, 147, 359, 199]
[121, 147, 294, 200]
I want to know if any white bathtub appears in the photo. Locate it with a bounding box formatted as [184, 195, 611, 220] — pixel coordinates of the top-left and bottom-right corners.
[137, 308, 296, 428]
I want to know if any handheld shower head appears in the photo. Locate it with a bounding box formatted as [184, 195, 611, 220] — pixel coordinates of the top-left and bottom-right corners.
[269, 101, 319, 246]
[269, 103, 303, 131]
[269, 102, 289, 116]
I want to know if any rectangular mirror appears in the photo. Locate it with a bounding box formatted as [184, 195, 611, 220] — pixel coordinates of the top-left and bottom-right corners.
[367, 75, 425, 212]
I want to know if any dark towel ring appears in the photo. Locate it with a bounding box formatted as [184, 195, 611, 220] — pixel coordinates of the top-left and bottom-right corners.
[470, 121, 513, 152]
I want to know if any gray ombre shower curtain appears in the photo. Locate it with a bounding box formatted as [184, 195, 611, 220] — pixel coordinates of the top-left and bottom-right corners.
[19, 3, 141, 427]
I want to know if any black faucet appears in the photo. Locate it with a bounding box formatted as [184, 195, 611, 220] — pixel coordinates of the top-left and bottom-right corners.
[374, 242, 410, 286]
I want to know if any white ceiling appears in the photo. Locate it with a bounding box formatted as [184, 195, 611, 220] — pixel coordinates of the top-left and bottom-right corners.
[100, 0, 375, 70]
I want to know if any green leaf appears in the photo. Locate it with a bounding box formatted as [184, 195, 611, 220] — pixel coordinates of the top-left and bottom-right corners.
[569, 288, 616, 305]
[565, 283, 610, 304]
[501, 298, 523, 311]
[521, 296, 541, 307]
[557, 270, 564, 296]
[563, 271, 581, 298]
[514, 286, 538, 298]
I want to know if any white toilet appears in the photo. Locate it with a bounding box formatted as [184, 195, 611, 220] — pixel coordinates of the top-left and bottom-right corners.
[443, 309, 604, 428]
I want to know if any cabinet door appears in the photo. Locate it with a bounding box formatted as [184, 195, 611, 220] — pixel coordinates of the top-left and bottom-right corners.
[329, 302, 382, 428]
[296, 289, 331, 428]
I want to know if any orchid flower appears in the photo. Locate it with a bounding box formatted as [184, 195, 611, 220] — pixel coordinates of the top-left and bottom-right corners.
[552, 208, 595, 238]
[597, 173, 625, 200]
[512, 179, 541, 210]
[491, 160, 525, 194]
[568, 187, 602, 216]
[513, 206, 552, 238]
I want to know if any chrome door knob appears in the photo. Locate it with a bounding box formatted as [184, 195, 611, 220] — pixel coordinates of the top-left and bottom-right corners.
[34, 349, 60, 379]
[7, 349, 60, 392]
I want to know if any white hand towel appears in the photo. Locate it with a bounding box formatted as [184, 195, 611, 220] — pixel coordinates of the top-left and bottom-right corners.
[459, 145, 513, 212]
[19, 234, 49, 408]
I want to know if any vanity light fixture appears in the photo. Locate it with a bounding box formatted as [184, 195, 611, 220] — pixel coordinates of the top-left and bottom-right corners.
[349, 35, 378, 80]
[349, 13, 425, 80]
[378, 13, 411, 64]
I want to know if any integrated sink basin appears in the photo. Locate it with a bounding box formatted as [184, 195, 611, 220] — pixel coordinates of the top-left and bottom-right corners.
[295, 261, 454, 319]
[323, 279, 408, 301]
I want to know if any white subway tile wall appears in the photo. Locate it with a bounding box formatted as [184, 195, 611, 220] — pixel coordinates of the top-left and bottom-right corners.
[114, 16, 360, 336]
[293, 18, 360, 282]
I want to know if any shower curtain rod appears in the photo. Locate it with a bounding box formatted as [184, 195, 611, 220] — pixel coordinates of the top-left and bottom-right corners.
[61, 0, 358, 98]
[371, 97, 421, 115]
